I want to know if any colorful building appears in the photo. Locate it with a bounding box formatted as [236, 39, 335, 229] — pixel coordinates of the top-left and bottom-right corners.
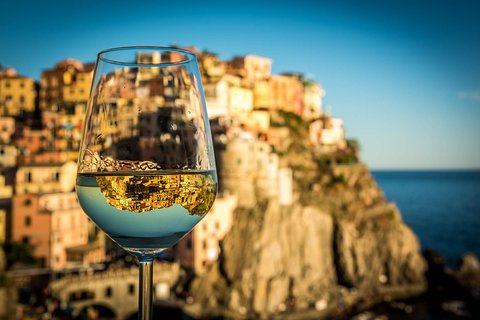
[253, 75, 305, 115]
[197, 52, 226, 81]
[0, 117, 16, 143]
[302, 81, 325, 120]
[175, 194, 237, 273]
[228, 55, 272, 83]
[0, 68, 36, 116]
[270, 75, 303, 114]
[40, 59, 94, 110]
[309, 116, 347, 152]
[15, 161, 76, 194]
[12, 192, 97, 269]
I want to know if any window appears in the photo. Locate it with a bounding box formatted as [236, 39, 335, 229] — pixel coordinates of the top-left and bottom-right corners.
[20, 82, 25, 88]
[187, 238, 193, 250]
[5, 81, 10, 88]
[22, 236, 30, 244]
[68, 290, 95, 302]
[25, 172, 32, 182]
[24, 198, 32, 206]
[105, 287, 112, 297]
[202, 240, 207, 250]
[128, 284, 135, 295]
[215, 221, 220, 231]
[19, 95, 25, 103]
[24, 216, 31, 227]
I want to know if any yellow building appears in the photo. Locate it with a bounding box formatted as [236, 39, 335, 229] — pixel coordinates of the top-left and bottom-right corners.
[253, 80, 274, 109]
[0, 144, 18, 167]
[0, 175, 13, 200]
[237, 110, 270, 134]
[40, 59, 94, 110]
[197, 52, 226, 80]
[0, 117, 15, 143]
[228, 86, 253, 115]
[62, 68, 94, 102]
[0, 209, 5, 244]
[0, 68, 36, 116]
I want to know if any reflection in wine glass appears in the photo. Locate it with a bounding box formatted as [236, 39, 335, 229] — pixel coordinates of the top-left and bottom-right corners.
[75, 47, 217, 319]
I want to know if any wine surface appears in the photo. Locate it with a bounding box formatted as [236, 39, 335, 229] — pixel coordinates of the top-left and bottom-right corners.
[76, 171, 217, 255]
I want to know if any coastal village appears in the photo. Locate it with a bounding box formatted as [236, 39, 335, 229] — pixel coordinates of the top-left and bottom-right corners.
[1, 47, 479, 320]
[0, 48, 352, 318]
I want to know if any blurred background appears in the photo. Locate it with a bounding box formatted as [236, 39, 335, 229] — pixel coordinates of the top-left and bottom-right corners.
[0, 0, 479, 319]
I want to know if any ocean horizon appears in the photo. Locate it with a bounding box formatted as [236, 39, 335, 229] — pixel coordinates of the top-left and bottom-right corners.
[372, 169, 480, 266]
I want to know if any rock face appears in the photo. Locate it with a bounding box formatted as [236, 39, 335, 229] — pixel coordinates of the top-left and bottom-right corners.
[454, 254, 480, 288]
[201, 201, 336, 315]
[191, 113, 426, 318]
[330, 165, 426, 289]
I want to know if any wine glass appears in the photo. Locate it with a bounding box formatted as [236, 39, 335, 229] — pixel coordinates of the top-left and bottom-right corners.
[75, 46, 217, 319]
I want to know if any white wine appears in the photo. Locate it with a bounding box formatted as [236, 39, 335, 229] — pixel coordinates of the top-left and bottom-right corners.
[76, 171, 217, 255]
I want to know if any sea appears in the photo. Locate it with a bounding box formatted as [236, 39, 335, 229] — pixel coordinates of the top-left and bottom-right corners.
[372, 170, 480, 267]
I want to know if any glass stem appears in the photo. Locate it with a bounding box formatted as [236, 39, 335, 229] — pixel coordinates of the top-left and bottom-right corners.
[139, 256, 154, 320]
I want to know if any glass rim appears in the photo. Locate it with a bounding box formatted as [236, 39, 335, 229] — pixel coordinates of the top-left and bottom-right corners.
[97, 46, 196, 67]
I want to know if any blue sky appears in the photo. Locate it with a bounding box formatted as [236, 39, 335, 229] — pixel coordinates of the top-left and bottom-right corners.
[1, 0, 479, 169]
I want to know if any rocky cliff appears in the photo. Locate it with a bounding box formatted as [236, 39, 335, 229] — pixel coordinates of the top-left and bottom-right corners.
[189, 112, 427, 319]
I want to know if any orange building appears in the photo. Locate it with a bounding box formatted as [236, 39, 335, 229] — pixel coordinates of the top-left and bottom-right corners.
[253, 75, 304, 115]
[270, 75, 303, 114]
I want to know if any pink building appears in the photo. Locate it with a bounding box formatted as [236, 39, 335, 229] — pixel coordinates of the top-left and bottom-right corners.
[175, 194, 237, 273]
[12, 192, 98, 269]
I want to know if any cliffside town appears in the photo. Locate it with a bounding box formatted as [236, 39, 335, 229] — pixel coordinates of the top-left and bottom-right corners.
[189, 111, 427, 319]
[0, 48, 458, 318]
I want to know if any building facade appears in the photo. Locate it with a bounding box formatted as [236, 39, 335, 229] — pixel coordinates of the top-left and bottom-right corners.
[12, 192, 93, 269]
[0, 68, 36, 115]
